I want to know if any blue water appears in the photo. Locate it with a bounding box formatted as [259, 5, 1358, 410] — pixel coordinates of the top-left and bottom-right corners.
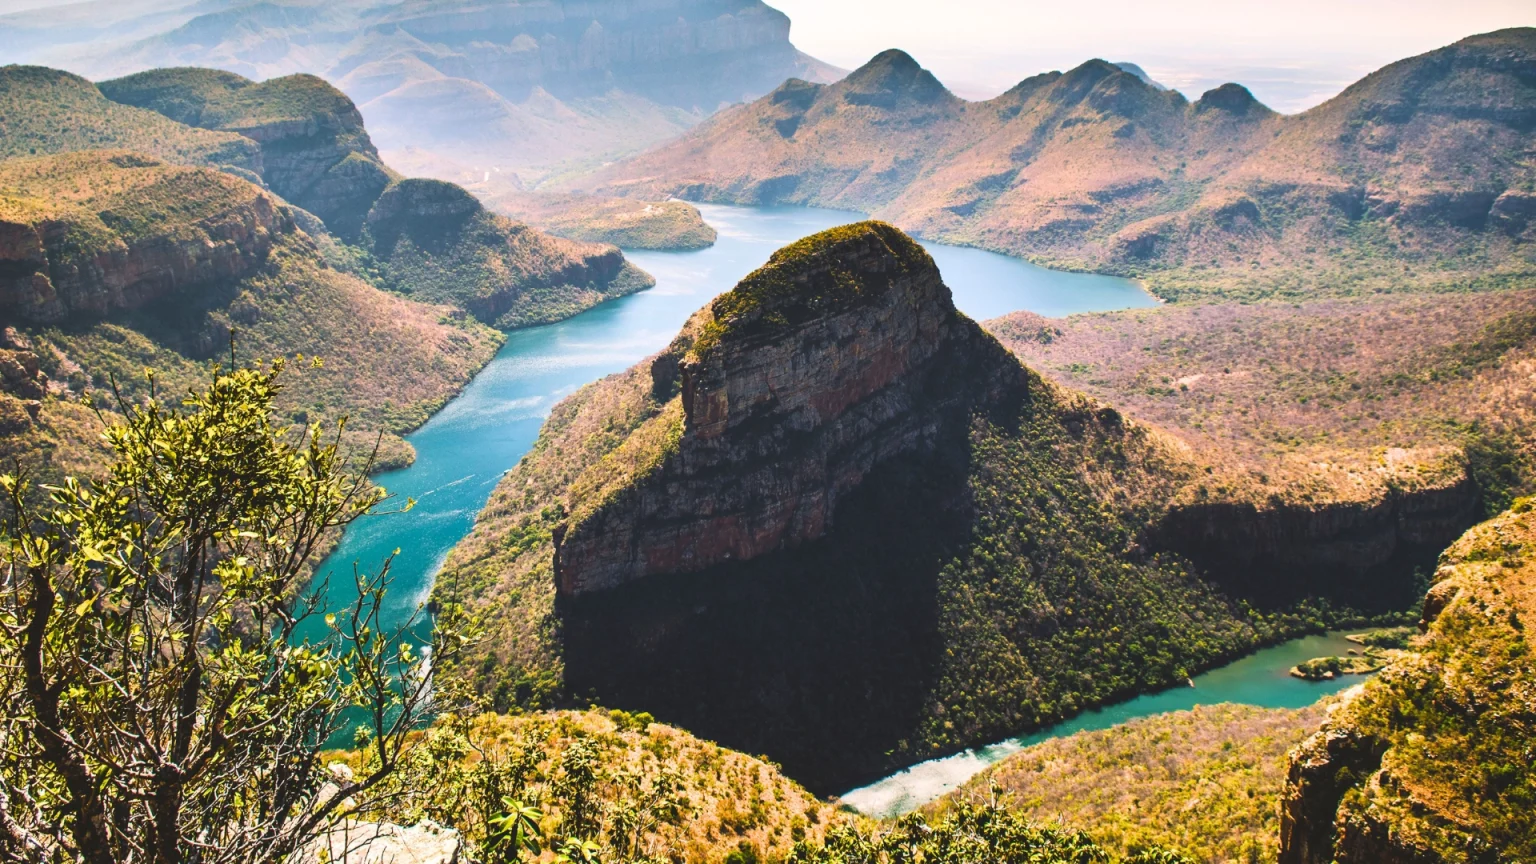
[839, 631, 1367, 817]
[303, 202, 1157, 650]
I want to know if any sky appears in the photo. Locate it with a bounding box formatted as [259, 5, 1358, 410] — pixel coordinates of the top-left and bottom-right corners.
[0, 0, 1528, 112]
[770, 0, 1534, 112]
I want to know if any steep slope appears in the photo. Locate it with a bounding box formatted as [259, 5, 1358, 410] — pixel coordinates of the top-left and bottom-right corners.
[100, 67, 398, 240]
[5, 0, 842, 181]
[95, 66, 656, 326]
[342, 708, 840, 864]
[1279, 499, 1536, 863]
[938, 701, 1336, 864]
[362, 179, 653, 328]
[584, 30, 1536, 300]
[0, 65, 258, 169]
[431, 222, 1380, 793]
[0, 150, 502, 478]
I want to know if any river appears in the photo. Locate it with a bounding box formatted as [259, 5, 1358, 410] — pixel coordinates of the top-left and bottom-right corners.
[305, 203, 1354, 807]
[305, 202, 1156, 648]
[839, 631, 1367, 817]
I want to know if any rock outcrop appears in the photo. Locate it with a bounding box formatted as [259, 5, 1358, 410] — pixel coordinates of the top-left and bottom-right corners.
[1154, 473, 1479, 606]
[100, 70, 395, 240]
[0, 153, 290, 324]
[1279, 500, 1536, 863]
[551, 221, 1024, 596]
[362, 178, 653, 329]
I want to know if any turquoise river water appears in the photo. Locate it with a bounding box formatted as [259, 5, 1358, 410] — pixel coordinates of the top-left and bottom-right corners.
[305, 202, 1352, 812]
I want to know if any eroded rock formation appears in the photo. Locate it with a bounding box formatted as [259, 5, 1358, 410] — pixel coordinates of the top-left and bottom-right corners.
[551, 221, 1025, 596]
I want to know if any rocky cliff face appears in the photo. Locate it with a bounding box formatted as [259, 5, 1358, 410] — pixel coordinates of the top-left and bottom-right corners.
[551, 221, 1023, 596]
[1154, 473, 1479, 607]
[0, 153, 290, 324]
[362, 178, 652, 329]
[1279, 501, 1536, 864]
[100, 70, 395, 240]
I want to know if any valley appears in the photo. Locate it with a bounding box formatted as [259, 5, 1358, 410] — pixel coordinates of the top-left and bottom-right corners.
[1, 6, 1532, 862]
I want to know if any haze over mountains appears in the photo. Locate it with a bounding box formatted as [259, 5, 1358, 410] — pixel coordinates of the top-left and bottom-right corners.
[0, 0, 842, 183]
[585, 29, 1536, 299]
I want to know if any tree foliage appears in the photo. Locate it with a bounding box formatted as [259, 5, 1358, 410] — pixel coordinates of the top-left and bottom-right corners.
[0, 361, 444, 863]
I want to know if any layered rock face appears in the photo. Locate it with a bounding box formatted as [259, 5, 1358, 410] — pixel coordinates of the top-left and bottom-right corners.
[1154, 474, 1479, 606]
[1279, 502, 1536, 863]
[0, 154, 290, 324]
[552, 221, 1021, 597]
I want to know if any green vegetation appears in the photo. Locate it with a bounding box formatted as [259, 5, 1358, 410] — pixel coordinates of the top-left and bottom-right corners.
[486, 192, 718, 251]
[1346, 627, 1415, 649]
[1299, 498, 1536, 861]
[0, 65, 258, 168]
[693, 221, 930, 357]
[0, 150, 270, 267]
[0, 153, 502, 483]
[0, 363, 445, 862]
[101, 68, 365, 135]
[787, 802, 1194, 864]
[1290, 655, 1382, 681]
[341, 708, 836, 864]
[937, 702, 1331, 864]
[100, 67, 395, 240]
[363, 179, 655, 330]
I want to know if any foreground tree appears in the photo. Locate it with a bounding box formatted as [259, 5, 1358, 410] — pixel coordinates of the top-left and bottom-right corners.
[0, 360, 443, 863]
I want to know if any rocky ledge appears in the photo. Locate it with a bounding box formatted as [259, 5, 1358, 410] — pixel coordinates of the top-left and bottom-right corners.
[0, 154, 291, 324]
[1279, 500, 1536, 863]
[552, 221, 1024, 597]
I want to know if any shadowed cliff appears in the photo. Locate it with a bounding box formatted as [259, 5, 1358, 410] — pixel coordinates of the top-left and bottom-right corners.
[433, 222, 1363, 792]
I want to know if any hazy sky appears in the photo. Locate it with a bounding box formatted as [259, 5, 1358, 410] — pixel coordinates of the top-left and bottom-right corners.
[1, 0, 1528, 112]
[772, 0, 1534, 111]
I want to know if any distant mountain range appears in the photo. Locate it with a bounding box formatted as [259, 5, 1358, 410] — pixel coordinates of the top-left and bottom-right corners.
[0, 0, 842, 182]
[582, 29, 1536, 301]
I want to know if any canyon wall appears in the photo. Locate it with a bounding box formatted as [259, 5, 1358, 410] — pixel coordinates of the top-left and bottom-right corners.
[0, 160, 290, 324]
[1278, 502, 1536, 863]
[551, 221, 1022, 597]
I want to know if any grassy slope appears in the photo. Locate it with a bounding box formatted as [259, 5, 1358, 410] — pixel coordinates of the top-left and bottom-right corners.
[939, 701, 1333, 863]
[989, 290, 1536, 512]
[0, 65, 258, 168]
[1300, 499, 1536, 861]
[0, 151, 501, 479]
[582, 31, 1536, 302]
[341, 708, 839, 864]
[361, 179, 655, 329]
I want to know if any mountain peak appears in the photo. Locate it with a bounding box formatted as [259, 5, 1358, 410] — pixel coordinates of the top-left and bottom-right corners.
[1195, 82, 1268, 116]
[842, 49, 954, 106]
[552, 221, 997, 596]
[694, 221, 943, 357]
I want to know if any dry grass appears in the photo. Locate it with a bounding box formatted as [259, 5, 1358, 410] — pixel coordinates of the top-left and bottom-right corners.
[938, 701, 1335, 863]
[339, 708, 839, 864]
[989, 288, 1536, 508]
